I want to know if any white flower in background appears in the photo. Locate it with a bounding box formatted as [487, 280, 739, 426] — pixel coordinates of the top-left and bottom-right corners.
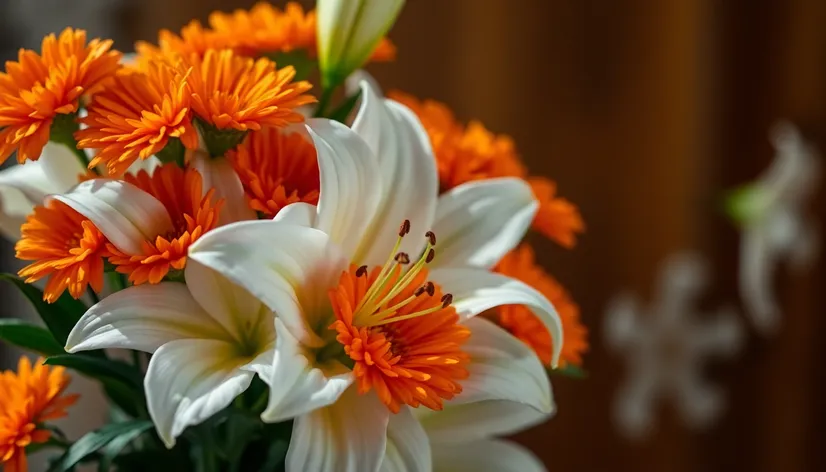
[189, 82, 561, 472]
[0, 143, 158, 241]
[604, 253, 743, 439]
[317, 0, 404, 87]
[64, 260, 275, 447]
[728, 122, 821, 333]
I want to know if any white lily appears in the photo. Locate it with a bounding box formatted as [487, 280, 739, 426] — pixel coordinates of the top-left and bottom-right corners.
[188, 82, 562, 472]
[64, 260, 275, 447]
[0, 142, 159, 241]
[730, 122, 821, 333]
[317, 0, 404, 88]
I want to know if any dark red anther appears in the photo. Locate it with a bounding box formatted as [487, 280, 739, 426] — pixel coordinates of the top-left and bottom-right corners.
[398, 219, 411, 237]
[414, 285, 427, 296]
[440, 293, 453, 308]
[425, 231, 436, 246]
[394, 252, 410, 264]
[355, 265, 368, 277]
[425, 248, 435, 263]
[425, 281, 435, 297]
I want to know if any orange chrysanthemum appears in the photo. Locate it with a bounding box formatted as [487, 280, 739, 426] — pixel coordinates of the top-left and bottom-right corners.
[227, 127, 319, 217]
[0, 28, 121, 164]
[15, 200, 109, 302]
[329, 226, 469, 413]
[207, 2, 396, 61]
[107, 164, 222, 285]
[390, 91, 585, 248]
[0, 357, 78, 472]
[493, 245, 588, 367]
[135, 20, 232, 62]
[186, 49, 315, 131]
[77, 62, 199, 176]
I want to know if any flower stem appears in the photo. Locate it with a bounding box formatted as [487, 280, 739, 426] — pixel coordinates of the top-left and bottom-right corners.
[87, 286, 100, 305]
[314, 85, 338, 118]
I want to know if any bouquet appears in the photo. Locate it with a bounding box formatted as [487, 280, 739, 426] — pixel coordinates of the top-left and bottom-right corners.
[0, 1, 588, 471]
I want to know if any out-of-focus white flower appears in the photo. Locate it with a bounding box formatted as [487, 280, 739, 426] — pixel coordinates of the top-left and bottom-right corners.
[604, 253, 742, 439]
[317, 0, 404, 87]
[64, 261, 275, 447]
[728, 122, 821, 333]
[189, 82, 561, 472]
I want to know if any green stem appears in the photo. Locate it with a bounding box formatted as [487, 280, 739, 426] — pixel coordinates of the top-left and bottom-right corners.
[87, 286, 100, 305]
[314, 85, 338, 118]
[250, 389, 269, 414]
[131, 350, 142, 370]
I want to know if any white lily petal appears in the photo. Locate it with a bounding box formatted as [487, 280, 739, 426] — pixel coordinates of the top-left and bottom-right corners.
[432, 439, 546, 472]
[188, 220, 348, 347]
[125, 155, 160, 176]
[191, 153, 255, 225]
[51, 179, 173, 255]
[352, 82, 439, 266]
[345, 70, 383, 98]
[453, 318, 553, 412]
[739, 225, 779, 333]
[0, 157, 64, 240]
[65, 283, 229, 353]
[146, 339, 253, 447]
[381, 406, 431, 472]
[274, 202, 317, 227]
[240, 348, 275, 385]
[418, 400, 548, 444]
[306, 118, 382, 261]
[429, 268, 564, 367]
[287, 387, 389, 472]
[262, 319, 353, 423]
[38, 142, 87, 192]
[317, 0, 404, 85]
[184, 260, 272, 347]
[433, 178, 537, 269]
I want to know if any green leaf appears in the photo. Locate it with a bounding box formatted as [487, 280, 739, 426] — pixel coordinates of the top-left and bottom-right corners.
[723, 183, 767, 225]
[0, 273, 87, 345]
[45, 355, 142, 389]
[49, 420, 152, 472]
[115, 449, 189, 471]
[0, 319, 65, 356]
[97, 421, 152, 472]
[327, 89, 362, 124]
[45, 355, 144, 417]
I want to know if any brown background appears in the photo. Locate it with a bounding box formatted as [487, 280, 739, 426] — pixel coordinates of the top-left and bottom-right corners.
[3, 0, 826, 470]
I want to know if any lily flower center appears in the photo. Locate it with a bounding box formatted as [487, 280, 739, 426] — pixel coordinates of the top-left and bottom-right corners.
[329, 220, 470, 413]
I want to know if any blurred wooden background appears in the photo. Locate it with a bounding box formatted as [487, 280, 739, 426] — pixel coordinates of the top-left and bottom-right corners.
[3, 0, 825, 470]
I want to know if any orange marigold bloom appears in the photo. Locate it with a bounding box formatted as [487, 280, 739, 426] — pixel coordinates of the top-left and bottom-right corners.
[390, 91, 585, 247]
[107, 164, 222, 285]
[207, 2, 396, 61]
[0, 357, 78, 472]
[186, 49, 315, 131]
[227, 127, 319, 217]
[15, 200, 108, 302]
[494, 245, 588, 367]
[77, 62, 199, 176]
[135, 20, 232, 62]
[0, 28, 121, 164]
